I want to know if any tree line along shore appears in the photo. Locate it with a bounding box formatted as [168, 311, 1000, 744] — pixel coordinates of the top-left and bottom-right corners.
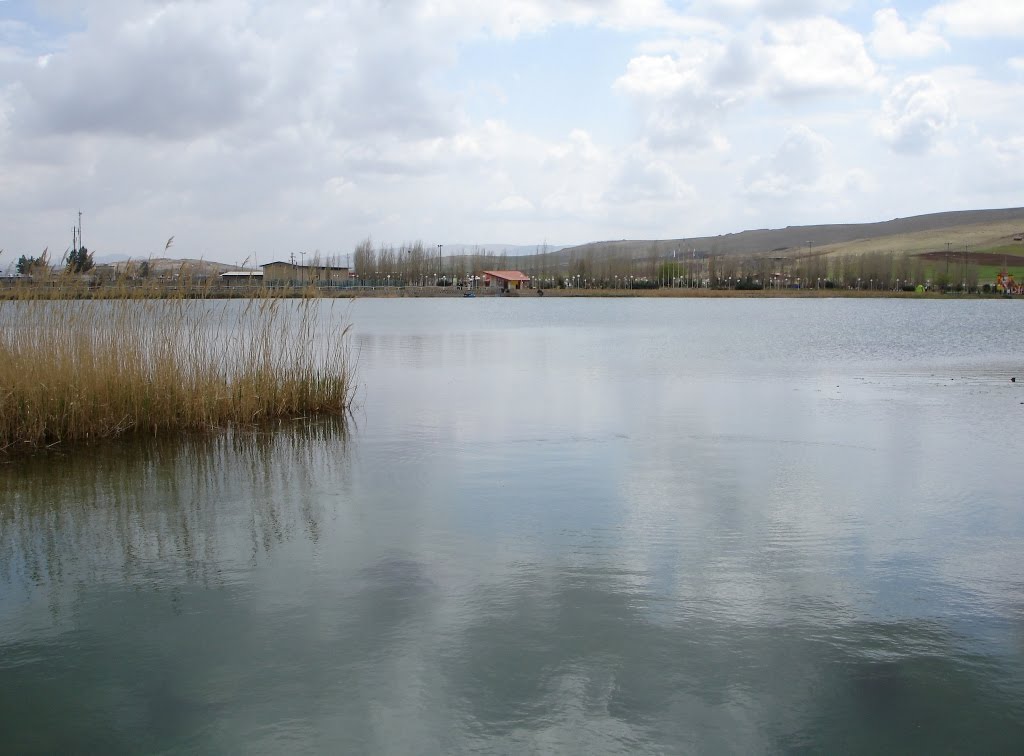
[3, 248, 1020, 298]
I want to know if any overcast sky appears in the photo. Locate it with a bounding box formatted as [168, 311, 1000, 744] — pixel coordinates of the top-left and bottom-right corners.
[1, 0, 1022, 265]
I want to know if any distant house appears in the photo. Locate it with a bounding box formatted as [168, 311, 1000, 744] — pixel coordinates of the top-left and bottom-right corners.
[219, 270, 264, 286]
[482, 270, 531, 293]
[260, 261, 350, 286]
[0, 272, 31, 285]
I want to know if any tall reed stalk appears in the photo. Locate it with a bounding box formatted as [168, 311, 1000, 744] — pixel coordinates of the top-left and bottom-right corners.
[0, 296, 354, 451]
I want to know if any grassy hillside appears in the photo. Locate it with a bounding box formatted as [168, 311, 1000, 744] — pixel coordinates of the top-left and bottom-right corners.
[554, 208, 1024, 262]
[803, 220, 1024, 259]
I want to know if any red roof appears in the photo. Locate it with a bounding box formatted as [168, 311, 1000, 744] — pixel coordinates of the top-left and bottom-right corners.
[483, 270, 531, 282]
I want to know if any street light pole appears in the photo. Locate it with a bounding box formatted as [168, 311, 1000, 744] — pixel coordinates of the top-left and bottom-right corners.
[964, 244, 969, 292]
[438, 244, 442, 281]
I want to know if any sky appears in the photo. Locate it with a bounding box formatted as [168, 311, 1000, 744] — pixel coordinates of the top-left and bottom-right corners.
[0, 0, 1022, 266]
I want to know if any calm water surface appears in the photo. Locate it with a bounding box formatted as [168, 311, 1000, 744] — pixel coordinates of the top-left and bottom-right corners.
[2, 298, 1023, 753]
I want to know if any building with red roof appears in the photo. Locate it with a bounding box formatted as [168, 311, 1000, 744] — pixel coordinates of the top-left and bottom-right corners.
[482, 270, 531, 293]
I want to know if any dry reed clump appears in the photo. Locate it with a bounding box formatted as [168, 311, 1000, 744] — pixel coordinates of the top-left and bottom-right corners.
[0, 297, 355, 451]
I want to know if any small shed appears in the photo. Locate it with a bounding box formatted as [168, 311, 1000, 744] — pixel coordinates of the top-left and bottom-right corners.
[261, 261, 350, 286]
[219, 270, 264, 286]
[482, 270, 531, 293]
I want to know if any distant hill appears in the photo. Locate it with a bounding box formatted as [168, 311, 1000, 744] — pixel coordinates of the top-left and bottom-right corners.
[92, 253, 133, 265]
[97, 257, 244, 276]
[551, 208, 1024, 262]
[443, 243, 568, 256]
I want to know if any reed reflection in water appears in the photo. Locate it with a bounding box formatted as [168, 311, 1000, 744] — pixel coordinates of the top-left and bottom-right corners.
[0, 421, 357, 752]
[0, 420, 351, 601]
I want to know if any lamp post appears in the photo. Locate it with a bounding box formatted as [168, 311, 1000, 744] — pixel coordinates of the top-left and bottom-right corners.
[438, 244, 442, 283]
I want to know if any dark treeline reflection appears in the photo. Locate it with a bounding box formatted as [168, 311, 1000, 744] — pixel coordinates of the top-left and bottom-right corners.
[0, 420, 351, 597]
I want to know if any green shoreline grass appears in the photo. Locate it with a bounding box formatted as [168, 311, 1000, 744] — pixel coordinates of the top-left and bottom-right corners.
[0, 295, 354, 453]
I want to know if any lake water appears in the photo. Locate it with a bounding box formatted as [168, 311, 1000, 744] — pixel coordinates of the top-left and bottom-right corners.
[2, 298, 1023, 753]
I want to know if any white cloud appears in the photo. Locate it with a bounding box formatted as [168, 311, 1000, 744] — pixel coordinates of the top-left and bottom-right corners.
[15, 6, 262, 139]
[760, 18, 878, 97]
[1, 1, 1022, 260]
[604, 147, 696, 204]
[489, 195, 536, 214]
[744, 125, 831, 197]
[926, 0, 1024, 38]
[615, 53, 706, 99]
[9, 1, 468, 145]
[544, 128, 601, 164]
[615, 17, 876, 153]
[951, 134, 1024, 198]
[869, 9, 948, 59]
[689, 0, 854, 22]
[620, 18, 877, 101]
[876, 75, 956, 154]
[538, 129, 614, 222]
[613, 42, 738, 149]
[416, 0, 720, 38]
[982, 135, 1024, 163]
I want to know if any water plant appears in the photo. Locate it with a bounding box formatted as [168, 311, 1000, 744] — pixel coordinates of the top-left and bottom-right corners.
[0, 295, 354, 451]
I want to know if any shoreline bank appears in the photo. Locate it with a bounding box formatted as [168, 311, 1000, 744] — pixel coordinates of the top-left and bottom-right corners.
[0, 285, 1011, 300]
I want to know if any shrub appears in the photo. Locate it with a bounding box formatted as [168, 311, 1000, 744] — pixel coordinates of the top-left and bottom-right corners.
[0, 297, 354, 451]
